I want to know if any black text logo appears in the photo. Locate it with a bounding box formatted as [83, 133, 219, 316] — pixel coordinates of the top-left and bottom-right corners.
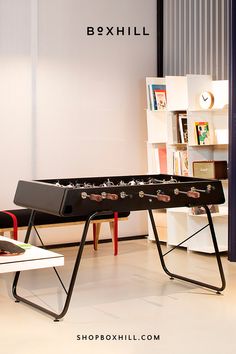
[87, 26, 150, 36]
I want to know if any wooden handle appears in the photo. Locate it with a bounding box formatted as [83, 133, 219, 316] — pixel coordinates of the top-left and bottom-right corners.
[157, 194, 171, 202]
[89, 194, 103, 202]
[187, 191, 200, 199]
[106, 193, 119, 200]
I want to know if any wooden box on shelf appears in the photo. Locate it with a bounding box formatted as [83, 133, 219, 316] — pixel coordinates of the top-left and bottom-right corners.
[192, 160, 228, 179]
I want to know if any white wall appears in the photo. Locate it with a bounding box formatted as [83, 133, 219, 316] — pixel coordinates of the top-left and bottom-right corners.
[36, 0, 157, 178]
[0, 0, 32, 209]
[0, 0, 157, 241]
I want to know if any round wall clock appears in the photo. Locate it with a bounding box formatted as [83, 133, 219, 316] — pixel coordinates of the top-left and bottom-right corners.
[199, 91, 214, 109]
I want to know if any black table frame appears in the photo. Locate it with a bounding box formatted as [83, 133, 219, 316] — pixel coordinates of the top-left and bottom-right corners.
[12, 206, 226, 321]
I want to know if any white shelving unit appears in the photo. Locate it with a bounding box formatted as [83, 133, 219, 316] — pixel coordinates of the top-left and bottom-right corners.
[146, 77, 168, 241]
[146, 75, 228, 252]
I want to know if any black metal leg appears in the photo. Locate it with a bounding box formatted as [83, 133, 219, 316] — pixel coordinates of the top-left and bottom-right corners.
[12, 210, 37, 298]
[12, 207, 226, 320]
[203, 205, 226, 292]
[12, 211, 102, 321]
[148, 208, 226, 293]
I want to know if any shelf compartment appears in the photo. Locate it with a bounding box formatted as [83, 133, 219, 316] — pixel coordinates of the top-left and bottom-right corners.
[146, 110, 167, 143]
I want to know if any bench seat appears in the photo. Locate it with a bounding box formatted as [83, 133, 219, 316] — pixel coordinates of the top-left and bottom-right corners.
[0, 209, 129, 255]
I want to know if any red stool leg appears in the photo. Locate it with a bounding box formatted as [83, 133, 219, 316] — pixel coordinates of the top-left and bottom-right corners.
[93, 223, 97, 250]
[1, 211, 18, 240]
[113, 212, 118, 256]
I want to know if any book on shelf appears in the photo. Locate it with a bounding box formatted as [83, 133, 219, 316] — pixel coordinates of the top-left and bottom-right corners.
[195, 121, 210, 145]
[171, 112, 180, 143]
[171, 111, 186, 144]
[173, 151, 181, 175]
[148, 84, 166, 111]
[178, 113, 188, 143]
[155, 90, 167, 110]
[179, 149, 188, 176]
[149, 145, 167, 174]
[172, 149, 188, 176]
[158, 146, 167, 173]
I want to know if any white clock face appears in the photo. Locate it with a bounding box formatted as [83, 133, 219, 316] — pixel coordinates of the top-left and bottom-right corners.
[199, 91, 214, 109]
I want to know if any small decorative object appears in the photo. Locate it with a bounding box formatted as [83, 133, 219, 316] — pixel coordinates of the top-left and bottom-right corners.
[191, 205, 219, 215]
[199, 91, 214, 109]
[0, 240, 25, 256]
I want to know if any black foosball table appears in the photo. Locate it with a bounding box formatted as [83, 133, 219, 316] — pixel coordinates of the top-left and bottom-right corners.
[12, 173, 226, 321]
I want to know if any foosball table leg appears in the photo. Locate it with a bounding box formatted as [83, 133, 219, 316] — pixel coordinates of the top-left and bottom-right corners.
[12, 210, 105, 321]
[148, 207, 226, 293]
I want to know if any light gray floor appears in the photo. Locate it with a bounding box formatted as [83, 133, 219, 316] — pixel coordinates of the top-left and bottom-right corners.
[0, 239, 236, 354]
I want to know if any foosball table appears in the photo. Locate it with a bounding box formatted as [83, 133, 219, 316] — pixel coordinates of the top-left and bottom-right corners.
[12, 173, 226, 321]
